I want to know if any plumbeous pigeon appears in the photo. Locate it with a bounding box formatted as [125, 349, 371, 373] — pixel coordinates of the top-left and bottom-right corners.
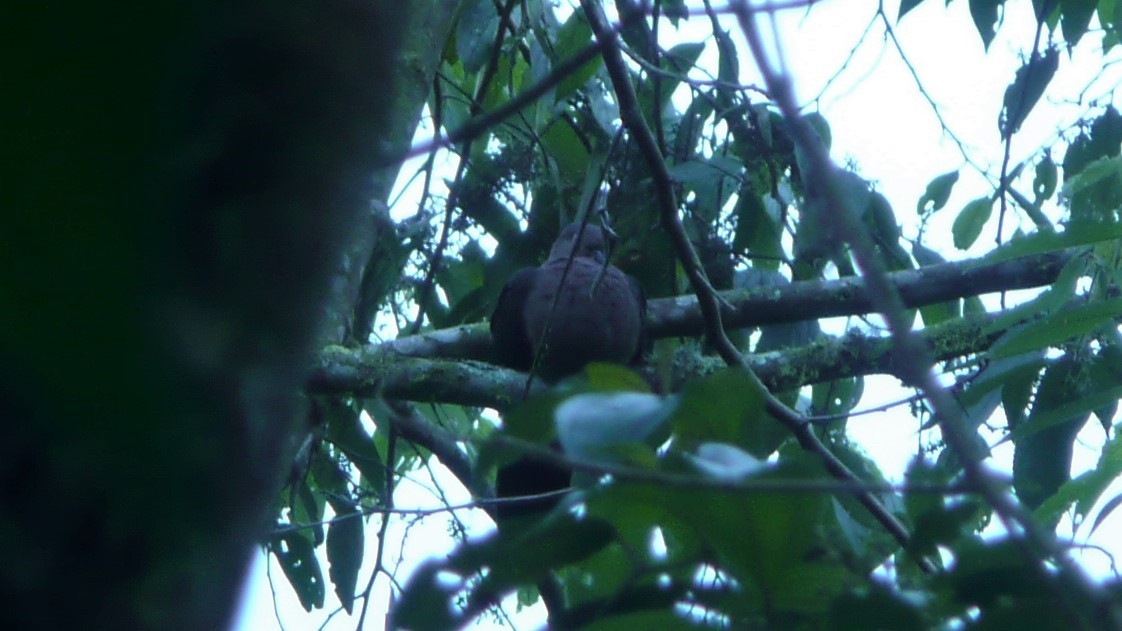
[490, 222, 646, 521]
[490, 222, 646, 383]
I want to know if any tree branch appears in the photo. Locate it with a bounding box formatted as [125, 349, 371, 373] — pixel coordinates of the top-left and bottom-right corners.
[375, 247, 1072, 362]
[311, 308, 1021, 410]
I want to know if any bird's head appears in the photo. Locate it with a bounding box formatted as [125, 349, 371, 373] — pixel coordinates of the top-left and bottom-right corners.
[548, 222, 613, 264]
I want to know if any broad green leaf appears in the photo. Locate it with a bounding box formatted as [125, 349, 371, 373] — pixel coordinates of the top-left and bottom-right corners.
[811, 377, 863, 418]
[671, 97, 715, 163]
[541, 118, 591, 186]
[668, 155, 743, 222]
[556, 545, 632, 612]
[291, 479, 326, 547]
[830, 585, 925, 631]
[650, 463, 839, 612]
[865, 192, 912, 271]
[270, 531, 326, 612]
[713, 22, 739, 84]
[969, 0, 1004, 49]
[455, 0, 500, 74]
[804, 111, 834, 150]
[583, 363, 653, 392]
[326, 508, 364, 613]
[957, 352, 1046, 412]
[1061, 155, 1122, 223]
[1063, 107, 1122, 181]
[898, 0, 927, 20]
[1033, 153, 1058, 202]
[1060, 0, 1098, 46]
[999, 47, 1059, 139]
[655, 42, 705, 112]
[989, 298, 1122, 359]
[917, 170, 959, 215]
[1014, 383, 1122, 441]
[1013, 356, 1089, 510]
[1065, 153, 1122, 193]
[982, 220, 1122, 263]
[952, 196, 993, 250]
[1001, 360, 1040, 427]
[1036, 433, 1122, 527]
[555, 392, 673, 462]
[553, 12, 601, 101]
[672, 369, 776, 457]
[733, 187, 782, 263]
[820, 438, 901, 573]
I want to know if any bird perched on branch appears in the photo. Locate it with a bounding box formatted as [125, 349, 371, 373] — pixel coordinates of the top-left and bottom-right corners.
[490, 222, 646, 382]
[489, 221, 647, 520]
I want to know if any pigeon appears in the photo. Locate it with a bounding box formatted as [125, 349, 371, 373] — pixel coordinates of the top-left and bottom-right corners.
[489, 222, 647, 521]
[490, 222, 646, 382]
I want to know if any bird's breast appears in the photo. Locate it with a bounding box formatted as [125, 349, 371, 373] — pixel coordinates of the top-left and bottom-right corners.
[522, 258, 642, 380]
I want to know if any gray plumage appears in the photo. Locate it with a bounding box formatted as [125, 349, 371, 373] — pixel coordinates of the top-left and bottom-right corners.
[490, 223, 646, 382]
[490, 222, 647, 521]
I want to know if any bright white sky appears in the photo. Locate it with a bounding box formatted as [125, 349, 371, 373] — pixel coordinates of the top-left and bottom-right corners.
[235, 1, 1122, 629]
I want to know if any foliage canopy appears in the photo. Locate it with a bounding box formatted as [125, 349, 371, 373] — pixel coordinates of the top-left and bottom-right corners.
[256, 1, 1122, 629]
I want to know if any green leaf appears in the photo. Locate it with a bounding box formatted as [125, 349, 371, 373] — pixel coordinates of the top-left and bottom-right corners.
[326, 508, 364, 613]
[553, 12, 601, 101]
[1062, 155, 1122, 223]
[713, 23, 739, 84]
[1063, 106, 1122, 181]
[1032, 153, 1058, 202]
[898, 0, 928, 20]
[649, 463, 840, 612]
[648, 42, 705, 114]
[1002, 360, 1040, 428]
[917, 170, 959, 215]
[291, 479, 326, 547]
[1066, 153, 1122, 192]
[811, 377, 863, 418]
[1036, 433, 1122, 527]
[982, 220, 1122, 263]
[555, 392, 674, 462]
[1060, 0, 1098, 45]
[733, 188, 782, 263]
[455, 0, 500, 74]
[969, 0, 1004, 49]
[1013, 356, 1090, 510]
[990, 298, 1122, 359]
[952, 196, 993, 250]
[999, 47, 1059, 139]
[270, 531, 326, 612]
[667, 155, 743, 222]
[541, 118, 592, 186]
[672, 369, 777, 458]
[1015, 382, 1122, 441]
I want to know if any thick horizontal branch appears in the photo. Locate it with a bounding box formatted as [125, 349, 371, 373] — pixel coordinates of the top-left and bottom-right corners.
[310, 310, 1016, 409]
[378, 248, 1072, 363]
